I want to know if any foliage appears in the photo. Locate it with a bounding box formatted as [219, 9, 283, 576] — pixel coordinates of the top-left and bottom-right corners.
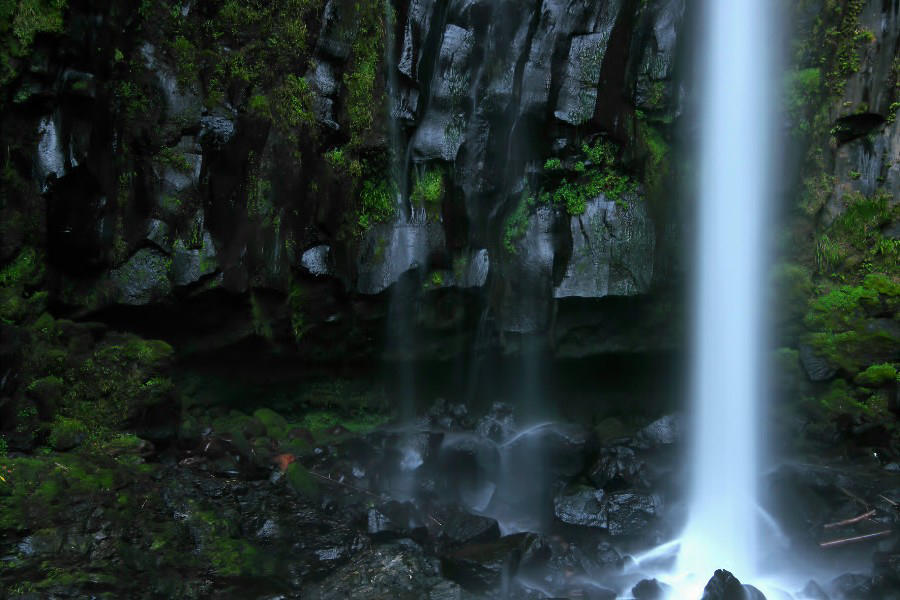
[411, 168, 445, 206]
[342, 0, 387, 145]
[19, 315, 175, 442]
[0, 0, 68, 86]
[854, 363, 898, 387]
[502, 190, 541, 254]
[356, 177, 395, 233]
[155, 146, 192, 173]
[538, 140, 636, 217]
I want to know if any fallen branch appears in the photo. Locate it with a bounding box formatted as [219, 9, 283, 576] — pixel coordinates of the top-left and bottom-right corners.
[824, 510, 876, 529]
[879, 494, 899, 507]
[820, 530, 891, 548]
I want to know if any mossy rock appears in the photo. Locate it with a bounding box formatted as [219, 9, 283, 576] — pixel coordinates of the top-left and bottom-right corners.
[102, 433, 152, 457]
[284, 462, 318, 499]
[252, 408, 288, 438]
[48, 417, 88, 451]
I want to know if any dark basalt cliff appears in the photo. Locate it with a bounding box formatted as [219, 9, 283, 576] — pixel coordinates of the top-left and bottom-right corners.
[4, 0, 689, 363]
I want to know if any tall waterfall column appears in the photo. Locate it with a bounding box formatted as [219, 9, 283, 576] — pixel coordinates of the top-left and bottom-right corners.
[678, 0, 775, 583]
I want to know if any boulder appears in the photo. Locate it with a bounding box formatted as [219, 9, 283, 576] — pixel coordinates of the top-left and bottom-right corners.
[632, 578, 671, 599]
[441, 534, 529, 592]
[701, 569, 756, 600]
[110, 248, 173, 305]
[636, 414, 683, 447]
[554, 487, 606, 528]
[474, 402, 517, 442]
[603, 490, 662, 536]
[589, 445, 648, 489]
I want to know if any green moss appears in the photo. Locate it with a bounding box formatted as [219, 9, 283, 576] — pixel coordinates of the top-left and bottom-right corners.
[155, 146, 192, 173]
[0, 0, 68, 85]
[270, 74, 315, 131]
[0, 246, 44, 288]
[19, 316, 174, 441]
[342, 0, 386, 144]
[503, 190, 541, 254]
[298, 409, 388, 438]
[252, 408, 288, 438]
[170, 34, 198, 90]
[855, 363, 898, 387]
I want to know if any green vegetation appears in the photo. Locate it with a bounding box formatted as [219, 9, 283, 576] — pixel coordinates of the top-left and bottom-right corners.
[546, 141, 637, 216]
[0, 0, 68, 87]
[155, 146, 192, 173]
[804, 273, 899, 375]
[411, 168, 445, 206]
[502, 190, 542, 254]
[356, 177, 395, 233]
[411, 167, 446, 222]
[855, 363, 898, 387]
[343, 1, 387, 144]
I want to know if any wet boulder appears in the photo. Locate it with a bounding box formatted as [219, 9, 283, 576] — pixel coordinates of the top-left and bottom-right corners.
[304, 542, 450, 599]
[441, 533, 530, 592]
[589, 445, 648, 489]
[632, 578, 672, 599]
[438, 433, 501, 511]
[554, 486, 606, 528]
[798, 580, 830, 600]
[636, 414, 683, 448]
[110, 248, 173, 305]
[603, 491, 662, 536]
[701, 570, 767, 600]
[828, 573, 874, 600]
[474, 402, 516, 442]
[367, 501, 426, 541]
[431, 506, 500, 551]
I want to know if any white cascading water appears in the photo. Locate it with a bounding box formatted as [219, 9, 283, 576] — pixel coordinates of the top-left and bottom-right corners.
[674, 0, 774, 594]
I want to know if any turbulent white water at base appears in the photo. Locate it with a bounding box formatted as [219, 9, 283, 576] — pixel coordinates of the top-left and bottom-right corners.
[675, 0, 775, 593]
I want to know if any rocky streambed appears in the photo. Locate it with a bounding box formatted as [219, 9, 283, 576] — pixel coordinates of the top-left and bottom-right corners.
[3, 401, 900, 599]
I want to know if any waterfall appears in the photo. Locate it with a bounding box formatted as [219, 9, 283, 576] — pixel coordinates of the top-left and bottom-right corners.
[677, 0, 775, 590]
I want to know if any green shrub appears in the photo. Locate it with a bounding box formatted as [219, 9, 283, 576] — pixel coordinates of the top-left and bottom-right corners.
[411, 168, 445, 206]
[356, 178, 395, 233]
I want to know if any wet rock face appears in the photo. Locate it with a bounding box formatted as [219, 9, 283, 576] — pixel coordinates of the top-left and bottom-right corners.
[6, 0, 689, 361]
[554, 193, 656, 299]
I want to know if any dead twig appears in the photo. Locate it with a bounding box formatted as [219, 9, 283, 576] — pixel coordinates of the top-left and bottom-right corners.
[824, 509, 877, 529]
[820, 530, 891, 548]
[878, 494, 899, 507]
